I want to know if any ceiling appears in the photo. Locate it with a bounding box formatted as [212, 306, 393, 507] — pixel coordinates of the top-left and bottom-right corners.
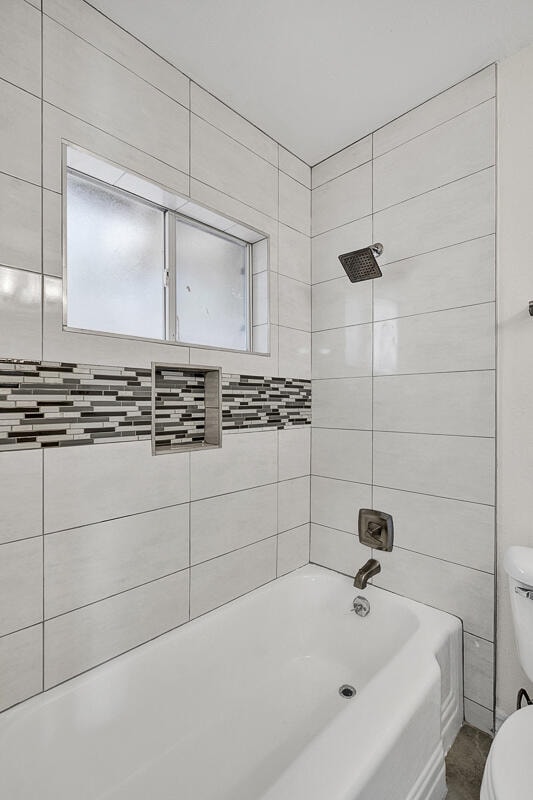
[89, 0, 533, 165]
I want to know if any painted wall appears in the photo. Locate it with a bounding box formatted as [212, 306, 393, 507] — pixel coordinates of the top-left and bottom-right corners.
[0, 0, 311, 712]
[309, 67, 497, 734]
[496, 41, 533, 722]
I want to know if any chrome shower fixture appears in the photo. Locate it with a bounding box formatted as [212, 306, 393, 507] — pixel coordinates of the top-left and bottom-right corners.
[338, 243, 384, 283]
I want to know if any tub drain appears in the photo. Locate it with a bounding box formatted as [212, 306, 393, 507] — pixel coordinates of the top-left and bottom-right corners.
[338, 684, 356, 698]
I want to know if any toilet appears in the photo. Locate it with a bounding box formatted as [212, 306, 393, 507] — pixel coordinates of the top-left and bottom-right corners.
[481, 546, 533, 799]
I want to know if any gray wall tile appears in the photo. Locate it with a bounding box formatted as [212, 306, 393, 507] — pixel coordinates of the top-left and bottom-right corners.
[190, 538, 276, 619]
[0, 538, 43, 637]
[0, 450, 42, 545]
[191, 484, 277, 564]
[277, 525, 309, 576]
[44, 440, 190, 532]
[0, 625, 42, 712]
[44, 571, 189, 688]
[44, 505, 190, 617]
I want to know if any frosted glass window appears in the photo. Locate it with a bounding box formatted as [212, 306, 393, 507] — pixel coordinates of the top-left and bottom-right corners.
[175, 218, 249, 351]
[66, 172, 165, 339]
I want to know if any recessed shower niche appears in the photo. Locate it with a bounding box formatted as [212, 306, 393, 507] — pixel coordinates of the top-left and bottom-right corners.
[151, 363, 222, 455]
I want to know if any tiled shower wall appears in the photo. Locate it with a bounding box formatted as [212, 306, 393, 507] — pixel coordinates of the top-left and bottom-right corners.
[310, 66, 496, 733]
[0, 0, 312, 711]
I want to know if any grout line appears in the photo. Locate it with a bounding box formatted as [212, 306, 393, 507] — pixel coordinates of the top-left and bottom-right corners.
[40, 2, 45, 693]
[373, 96, 496, 162]
[311, 232, 495, 282]
[40, 566, 190, 625]
[42, 12, 191, 112]
[492, 62, 499, 731]
[311, 298, 495, 334]
[370, 131, 375, 508]
[310, 474, 495, 508]
[313, 368, 495, 380]
[312, 426, 495, 440]
[373, 163, 495, 216]
[42, 99, 190, 190]
[310, 522, 494, 576]
[311, 157, 373, 191]
[310, 63, 494, 170]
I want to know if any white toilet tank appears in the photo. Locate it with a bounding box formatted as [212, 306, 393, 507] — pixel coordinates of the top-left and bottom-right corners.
[504, 546, 533, 682]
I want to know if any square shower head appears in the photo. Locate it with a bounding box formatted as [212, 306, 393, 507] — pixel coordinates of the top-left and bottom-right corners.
[338, 245, 383, 283]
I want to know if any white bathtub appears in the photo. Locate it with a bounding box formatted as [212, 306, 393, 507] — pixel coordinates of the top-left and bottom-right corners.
[0, 565, 462, 800]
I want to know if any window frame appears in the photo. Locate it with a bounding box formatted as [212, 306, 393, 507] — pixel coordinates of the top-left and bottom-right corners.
[61, 144, 259, 355]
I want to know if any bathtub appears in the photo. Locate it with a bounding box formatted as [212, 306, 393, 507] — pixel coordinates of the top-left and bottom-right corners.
[0, 565, 462, 800]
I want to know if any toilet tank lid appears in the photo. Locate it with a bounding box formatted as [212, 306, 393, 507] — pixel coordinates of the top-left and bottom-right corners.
[504, 546, 533, 584]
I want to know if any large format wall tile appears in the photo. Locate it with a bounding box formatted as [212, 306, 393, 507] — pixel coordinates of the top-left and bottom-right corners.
[373, 235, 495, 321]
[0, 625, 42, 713]
[0, 0, 41, 96]
[310, 524, 369, 577]
[277, 525, 309, 576]
[279, 148, 311, 188]
[373, 486, 494, 573]
[311, 476, 371, 535]
[374, 371, 495, 437]
[43, 103, 189, 197]
[464, 699, 493, 735]
[373, 303, 495, 376]
[278, 224, 311, 283]
[374, 100, 495, 211]
[45, 0, 190, 107]
[278, 477, 310, 533]
[0, 538, 43, 637]
[44, 571, 189, 688]
[191, 115, 278, 218]
[0, 450, 42, 545]
[374, 168, 495, 265]
[278, 326, 311, 378]
[464, 633, 494, 709]
[312, 324, 372, 379]
[0, 79, 41, 185]
[44, 505, 190, 617]
[312, 428, 372, 484]
[374, 546, 494, 640]
[0, 266, 42, 360]
[312, 162, 372, 236]
[373, 66, 495, 157]
[312, 216, 372, 284]
[0, 176, 41, 272]
[373, 431, 495, 505]
[278, 275, 311, 331]
[43, 18, 189, 173]
[192, 83, 276, 164]
[279, 172, 311, 235]
[312, 136, 372, 188]
[191, 430, 277, 500]
[191, 484, 277, 564]
[312, 277, 372, 331]
[44, 440, 190, 532]
[278, 427, 310, 481]
[312, 377, 372, 430]
[190, 537, 276, 618]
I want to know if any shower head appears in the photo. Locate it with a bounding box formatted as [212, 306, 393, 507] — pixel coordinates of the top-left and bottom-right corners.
[338, 243, 384, 283]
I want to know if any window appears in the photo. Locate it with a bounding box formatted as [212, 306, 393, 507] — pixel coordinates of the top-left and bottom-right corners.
[64, 147, 267, 353]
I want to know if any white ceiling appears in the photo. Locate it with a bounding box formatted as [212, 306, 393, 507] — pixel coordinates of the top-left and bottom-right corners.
[89, 0, 533, 165]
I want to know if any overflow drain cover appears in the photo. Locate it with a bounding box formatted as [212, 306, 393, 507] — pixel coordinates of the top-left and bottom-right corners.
[338, 684, 356, 698]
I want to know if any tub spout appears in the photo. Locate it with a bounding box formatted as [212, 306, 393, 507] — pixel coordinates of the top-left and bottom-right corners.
[354, 558, 381, 589]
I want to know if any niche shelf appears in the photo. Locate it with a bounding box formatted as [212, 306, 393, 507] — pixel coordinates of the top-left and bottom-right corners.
[151, 362, 222, 455]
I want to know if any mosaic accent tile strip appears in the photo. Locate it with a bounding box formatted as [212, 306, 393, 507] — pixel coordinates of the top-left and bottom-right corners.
[222, 375, 311, 431]
[0, 361, 152, 450]
[0, 360, 311, 451]
[153, 367, 206, 449]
